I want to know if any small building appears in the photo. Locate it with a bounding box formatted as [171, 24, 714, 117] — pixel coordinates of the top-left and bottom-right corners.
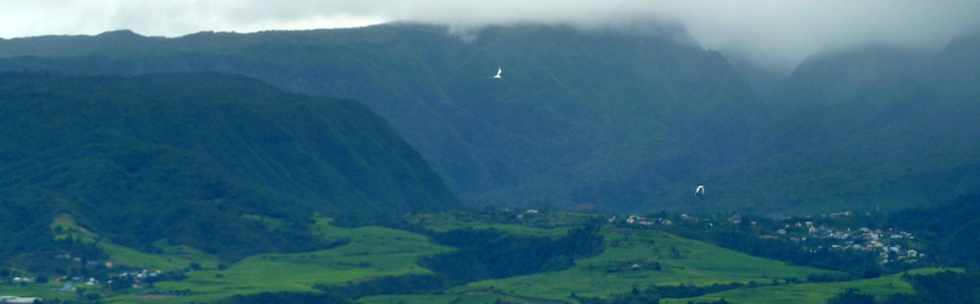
[0, 296, 42, 304]
[58, 283, 76, 293]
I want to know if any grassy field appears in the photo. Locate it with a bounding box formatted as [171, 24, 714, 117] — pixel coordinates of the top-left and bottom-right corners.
[364, 226, 838, 303]
[51, 214, 219, 272]
[457, 227, 837, 300]
[5, 215, 451, 304]
[26, 213, 950, 304]
[662, 268, 952, 304]
[366, 268, 952, 304]
[0, 284, 77, 302]
[106, 218, 453, 303]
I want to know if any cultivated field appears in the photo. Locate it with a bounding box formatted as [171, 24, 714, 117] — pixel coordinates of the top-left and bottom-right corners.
[363, 226, 838, 303]
[662, 268, 951, 304]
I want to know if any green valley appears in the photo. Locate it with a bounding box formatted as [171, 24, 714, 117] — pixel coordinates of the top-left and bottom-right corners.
[2, 207, 976, 304]
[0, 15, 979, 304]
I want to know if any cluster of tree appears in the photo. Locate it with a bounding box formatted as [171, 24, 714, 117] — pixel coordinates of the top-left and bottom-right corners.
[221, 291, 352, 304]
[888, 195, 980, 267]
[653, 283, 745, 299]
[571, 283, 744, 304]
[573, 289, 732, 304]
[421, 222, 605, 284]
[826, 270, 980, 304]
[230, 275, 448, 304]
[314, 274, 447, 299]
[572, 288, 663, 304]
[826, 289, 877, 304]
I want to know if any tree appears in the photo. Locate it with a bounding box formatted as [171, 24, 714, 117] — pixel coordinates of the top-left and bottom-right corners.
[827, 289, 875, 304]
[670, 246, 682, 259]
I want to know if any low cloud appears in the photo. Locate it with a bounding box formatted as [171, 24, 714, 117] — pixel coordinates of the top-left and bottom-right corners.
[3, 1, 979, 69]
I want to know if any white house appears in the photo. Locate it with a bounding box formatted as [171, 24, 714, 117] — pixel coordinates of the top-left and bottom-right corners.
[0, 296, 42, 304]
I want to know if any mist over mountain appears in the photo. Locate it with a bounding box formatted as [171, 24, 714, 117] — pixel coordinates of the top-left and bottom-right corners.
[4, 1, 980, 71]
[725, 34, 980, 213]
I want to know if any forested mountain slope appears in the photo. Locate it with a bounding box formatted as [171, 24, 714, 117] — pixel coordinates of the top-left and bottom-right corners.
[1, 25, 977, 214]
[0, 24, 767, 212]
[0, 72, 457, 260]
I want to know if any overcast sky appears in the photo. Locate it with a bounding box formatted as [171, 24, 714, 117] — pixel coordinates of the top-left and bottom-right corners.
[3, 1, 980, 69]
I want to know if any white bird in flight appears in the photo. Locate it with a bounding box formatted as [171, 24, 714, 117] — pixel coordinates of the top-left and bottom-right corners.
[492, 67, 503, 79]
[695, 185, 705, 195]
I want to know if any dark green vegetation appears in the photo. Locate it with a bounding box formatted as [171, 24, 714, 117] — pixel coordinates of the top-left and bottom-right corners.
[571, 283, 745, 304]
[660, 268, 941, 304]
[0, 72, 457, 265]
[820, 271, 980, 304]
[888, 195, 980, 267]
[0, 24, 768, 213]
[222, 292, 351, 304]
[420, 223, 605, 283]
[1, 25, 977, 214]
[0, 22, 978, 304]
[827, 289, 877, 304]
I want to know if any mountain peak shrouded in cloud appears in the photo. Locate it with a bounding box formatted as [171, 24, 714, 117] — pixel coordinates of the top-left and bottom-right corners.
[2, 1, 980, 70]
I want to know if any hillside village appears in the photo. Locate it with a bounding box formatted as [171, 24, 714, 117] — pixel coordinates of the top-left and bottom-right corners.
[2, 252, 170, 299]
[438, 207, 931, 269]
[426, 206, 933, 271]
[612, 211, 926, 267]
